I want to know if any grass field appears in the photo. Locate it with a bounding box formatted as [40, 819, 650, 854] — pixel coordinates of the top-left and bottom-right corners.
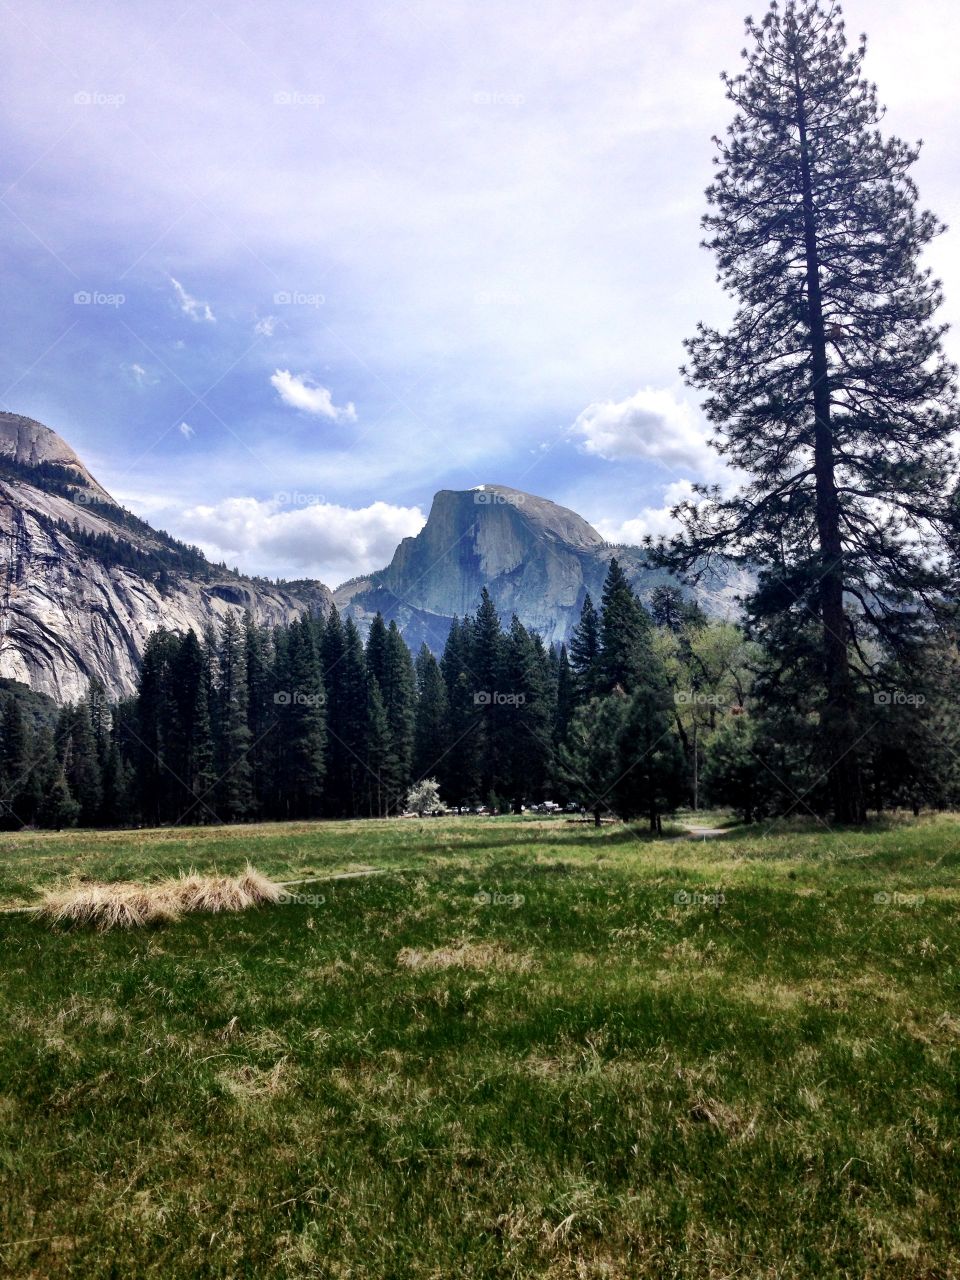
[1, 812, 959, 1278]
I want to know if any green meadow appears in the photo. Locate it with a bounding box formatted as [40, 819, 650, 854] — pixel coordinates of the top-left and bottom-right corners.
[1, 813, 958, 1278]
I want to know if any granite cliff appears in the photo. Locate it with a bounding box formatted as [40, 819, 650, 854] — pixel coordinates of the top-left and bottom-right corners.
[336, 484, 745, 649]
[1, 418, 745, 703]
[0, 414, 332, 702]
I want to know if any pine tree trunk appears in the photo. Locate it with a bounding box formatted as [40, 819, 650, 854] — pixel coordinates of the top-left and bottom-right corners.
[795, 68, 864, 824]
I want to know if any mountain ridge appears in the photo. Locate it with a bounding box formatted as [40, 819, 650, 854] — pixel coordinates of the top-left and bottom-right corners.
[0, 418, 746, 702]
[0, 414, 333, 701]
[336, 482, 746, 649]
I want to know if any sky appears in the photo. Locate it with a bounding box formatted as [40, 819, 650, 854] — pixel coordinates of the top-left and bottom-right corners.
[2, 0, 959, 588]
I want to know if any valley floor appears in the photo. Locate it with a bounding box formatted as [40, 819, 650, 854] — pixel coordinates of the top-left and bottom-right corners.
[1, 813, 959, 1277]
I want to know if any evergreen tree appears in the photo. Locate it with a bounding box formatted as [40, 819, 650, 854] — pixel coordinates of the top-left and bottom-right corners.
[280, 617, 327, 818]
[381, 622, 416, 808]
[365, 612, 389, 693]
[473, 588, 505, 797]
[413, 644, 448, 782]
[649, 585, 706, 635]
[107, 696, 140, 824]
[86, 676, 112, 800]
[167, 630, 217, 821]
[320, 607, 351, 815]
[269, 622, 292, 819]
[60, 700, 103, 826]
[244, 613, 274, 819]
[0, 697, 30, 829]
[136, 628, 179, 825]
[500, 617, 553, 812]
[100, 738, 134, 827]
[365, 678, 392, 817]
[554, 643, 577, 754]
[340, 620, 370, 816]
[659, 0, 959, 821]
[569, 593, 601, 699]
[558, 694, 630, 827]
[438, 619, 480, 809]
[614, 681, 686, 833]
[215, 614, 253, 821]
[598, 558, 652, 695]
[703, 714, 767, 823]
[33, 725, 79, 830]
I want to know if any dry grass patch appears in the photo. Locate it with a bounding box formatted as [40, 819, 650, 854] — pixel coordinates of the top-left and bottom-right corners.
[38, 863, 282, 930]
[171, 864, 282, 913]
[396, 941, 534, 973]
[38, 881, 182, 930]
[216, 1057, 291, 1102]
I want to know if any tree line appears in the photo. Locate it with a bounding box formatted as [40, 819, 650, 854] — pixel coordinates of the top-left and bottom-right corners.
[3, 553, 959, 833]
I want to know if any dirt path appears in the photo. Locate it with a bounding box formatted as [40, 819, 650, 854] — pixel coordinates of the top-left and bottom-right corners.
[670, 824, 730, 841]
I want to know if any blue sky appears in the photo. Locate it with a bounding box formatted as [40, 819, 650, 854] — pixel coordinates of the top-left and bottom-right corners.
[2, 0, 958, 586]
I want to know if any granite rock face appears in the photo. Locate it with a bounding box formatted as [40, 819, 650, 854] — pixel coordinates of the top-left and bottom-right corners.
[0, 414, 331, 702]
[1, 416, 745, 701]
[337, 484, 746, 648]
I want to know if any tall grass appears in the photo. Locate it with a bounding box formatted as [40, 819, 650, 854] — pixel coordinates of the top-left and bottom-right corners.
[1, 813, 958, 1277]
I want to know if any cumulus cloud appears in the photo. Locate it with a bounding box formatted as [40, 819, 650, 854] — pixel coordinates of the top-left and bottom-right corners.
[594, 480, 699, 545]
[170, 276, 215, 322]
[573, 387, 721, 477]
[254, 314, 278, 337]
[270, 369, 357, 422]
[178, 421, 195, 439]
[177, 495, 424, 585]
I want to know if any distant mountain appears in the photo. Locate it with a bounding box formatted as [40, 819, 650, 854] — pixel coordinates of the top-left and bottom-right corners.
[0, 413, 332, 702]
[336, 483, 747, 648]
[0, 418, 747, 703]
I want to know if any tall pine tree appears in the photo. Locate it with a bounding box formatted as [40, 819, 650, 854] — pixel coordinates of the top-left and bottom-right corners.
[598, 559, 652, 695]
[569, 593, 602, 699]
[413, 643, 448, 782]
[659, 0, 959, 821]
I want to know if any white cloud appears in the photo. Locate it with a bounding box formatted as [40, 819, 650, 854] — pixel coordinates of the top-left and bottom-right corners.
[270, 369, 357, 422]
[595, 479, 699, 545]
[254, 314, 279, 337]
[170, 276, 215, 323]
[572, 387, 721, 477]
[178, 421, 195, 439]
[177, 495, 424, 585]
